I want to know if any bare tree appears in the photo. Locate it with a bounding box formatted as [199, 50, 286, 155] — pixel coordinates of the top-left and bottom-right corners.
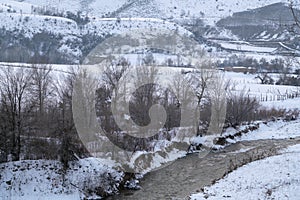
[130, 65, 159, 127]
[0, 102, 9, 162]
[54, 66, 89, 168]
[31, 64, 54, 127]
[54, 66, 79, 130]
[102, 57, 130, 113]
[255, 72, 274, 84]
[190, 61, 215, 105]
[188, 60, 215, 135]
[206, 74, 229, 135]
[289, 0, 300, 33]
[0, 66, 33, 161]
[170, 72, 195, 107]
[169, 72, 196, 131]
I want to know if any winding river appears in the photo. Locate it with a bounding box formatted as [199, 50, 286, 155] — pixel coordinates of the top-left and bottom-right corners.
[107, 137, 300, 200]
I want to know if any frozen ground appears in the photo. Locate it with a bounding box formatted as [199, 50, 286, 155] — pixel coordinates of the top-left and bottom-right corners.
[190, 144, 300, 200]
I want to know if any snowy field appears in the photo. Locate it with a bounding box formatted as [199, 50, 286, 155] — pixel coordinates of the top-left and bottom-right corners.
[190, 144, 300, 200]
[224, 71, 300, 108]
[219, 42, 277, 53]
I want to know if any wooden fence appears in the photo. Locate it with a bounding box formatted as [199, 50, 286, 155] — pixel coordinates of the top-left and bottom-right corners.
[259, 92, 300, 102]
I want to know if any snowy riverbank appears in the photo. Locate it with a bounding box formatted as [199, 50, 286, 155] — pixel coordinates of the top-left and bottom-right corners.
[191, 144, 300, 200]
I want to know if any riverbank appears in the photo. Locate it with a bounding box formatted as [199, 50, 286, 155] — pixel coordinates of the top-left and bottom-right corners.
[191, 144, 300, 199]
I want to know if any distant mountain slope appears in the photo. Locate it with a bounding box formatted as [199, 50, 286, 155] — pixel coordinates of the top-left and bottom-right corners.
[217, 3, 300, 41]
[113, 0, 289, 25]
[218, 3, 299, 28]
[211, 3, 300, 56]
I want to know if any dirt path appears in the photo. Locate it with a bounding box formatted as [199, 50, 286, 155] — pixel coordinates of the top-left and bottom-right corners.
[107, 137, 300, 200]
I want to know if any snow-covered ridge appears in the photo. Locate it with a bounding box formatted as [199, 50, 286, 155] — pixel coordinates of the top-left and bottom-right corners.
[0, 0, 128, 17]
[0, 10, 192, 38]
[0, 12, 79, 38]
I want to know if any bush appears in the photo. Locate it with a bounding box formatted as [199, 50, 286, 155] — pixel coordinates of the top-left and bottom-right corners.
[276, 75, 300, 86]
[226, 91, 260, 127]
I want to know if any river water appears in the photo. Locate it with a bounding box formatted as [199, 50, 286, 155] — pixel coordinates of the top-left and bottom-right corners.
[107, 137, 300, 200]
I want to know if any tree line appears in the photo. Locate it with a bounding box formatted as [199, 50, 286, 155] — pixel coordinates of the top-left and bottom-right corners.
[0, 65, 87, 165]
[0, 60, 291, 164]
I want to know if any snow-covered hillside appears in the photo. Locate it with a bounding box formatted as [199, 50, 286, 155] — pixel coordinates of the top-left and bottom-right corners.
[0, 10, 192, 63]
[0, 12, 79, 38]
[0, 0, 299, 64]
[0, 0, 291, 26]
[0, 12, 190, 39]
